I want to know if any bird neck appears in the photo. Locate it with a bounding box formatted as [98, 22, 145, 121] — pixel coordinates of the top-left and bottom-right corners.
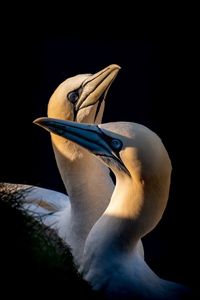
[82, 174, 189, 298]
[82, 169, 168, 272]
[52, 139, 114, 224]
[83, 175, 144, 261]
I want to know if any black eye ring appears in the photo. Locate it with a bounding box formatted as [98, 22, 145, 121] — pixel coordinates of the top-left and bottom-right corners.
[110, 139, 123, 151]
[67, 91, 79, 104]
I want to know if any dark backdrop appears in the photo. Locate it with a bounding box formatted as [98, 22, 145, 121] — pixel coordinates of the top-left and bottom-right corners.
[0, 13, 198, 293]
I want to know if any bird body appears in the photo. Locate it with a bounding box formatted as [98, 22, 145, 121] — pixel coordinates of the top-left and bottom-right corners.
[35, 118, 192, 299]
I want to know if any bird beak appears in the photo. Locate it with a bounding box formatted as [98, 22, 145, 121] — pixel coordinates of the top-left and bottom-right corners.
[34, 117, 129, 174]
[34, 117, 112, 156]
[76, 64, 120, 110]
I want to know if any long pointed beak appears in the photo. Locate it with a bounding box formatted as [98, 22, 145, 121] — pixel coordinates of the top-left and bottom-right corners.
[34, 117, 113, 156]
[76, 64, 120, 110]
[34, 117, 130, 175]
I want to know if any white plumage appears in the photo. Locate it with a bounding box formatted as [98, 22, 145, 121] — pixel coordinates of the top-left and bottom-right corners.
[35, 117, 192, 299]
[2, 65, 144, 265]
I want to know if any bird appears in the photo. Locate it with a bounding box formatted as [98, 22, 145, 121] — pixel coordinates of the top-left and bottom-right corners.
[1, 64, 144, 265]
[1, 64, 119, 265]
[34, 117, 193, 299]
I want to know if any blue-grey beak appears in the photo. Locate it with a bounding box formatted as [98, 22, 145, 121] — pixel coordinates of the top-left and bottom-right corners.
[34, 117, 113, 157]
[33, 117, 129, 175]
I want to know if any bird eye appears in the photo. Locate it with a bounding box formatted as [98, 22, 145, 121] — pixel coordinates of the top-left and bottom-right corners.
[110, 139, 122, 151]
[67, 91, 79, 104]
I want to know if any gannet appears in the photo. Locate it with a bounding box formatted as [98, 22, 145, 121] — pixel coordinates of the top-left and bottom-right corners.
[2, 65, 120, 264]
[2, 64, 141, 265]
[34, 117, 192, 299]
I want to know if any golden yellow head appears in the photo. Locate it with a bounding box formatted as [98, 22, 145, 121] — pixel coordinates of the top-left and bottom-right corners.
[48, 64, 120, 124]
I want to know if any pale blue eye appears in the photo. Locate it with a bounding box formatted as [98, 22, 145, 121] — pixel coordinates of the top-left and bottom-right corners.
[68, 91, 79, 103]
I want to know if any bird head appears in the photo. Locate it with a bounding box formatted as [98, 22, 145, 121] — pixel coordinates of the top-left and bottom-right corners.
[47, 64, 120, 159]
[34, 118, 172, 235]
[48, 64, 120, 124]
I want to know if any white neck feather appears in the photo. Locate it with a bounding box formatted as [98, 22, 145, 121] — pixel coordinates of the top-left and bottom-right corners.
[51, 138, 114, 264]
[81, 171, 188, 299]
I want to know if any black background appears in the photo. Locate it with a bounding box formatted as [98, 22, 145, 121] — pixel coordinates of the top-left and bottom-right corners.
[0, 6, 198, 293]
